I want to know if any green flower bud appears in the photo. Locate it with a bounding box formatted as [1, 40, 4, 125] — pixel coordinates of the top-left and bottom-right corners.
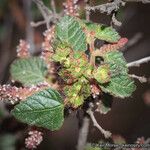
[93, 65, 111, 84]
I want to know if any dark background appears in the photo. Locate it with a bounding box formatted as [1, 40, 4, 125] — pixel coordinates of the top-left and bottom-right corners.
[0, 0, 150, 150]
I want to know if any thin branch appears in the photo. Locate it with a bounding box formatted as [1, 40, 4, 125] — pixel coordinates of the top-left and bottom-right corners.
[111, 13, 122, 26]
[127, 56, 150, 67]
[31, 20, 46, 27]
[125, 0, 150, 3]
[23, 0, 35, 53]
[86, 0, 150, 16]
[86, 0, 125, 15]
[51, 0, 57, 16]
[32, 0, 59, 28]
[84, 0, 90, 21]
[129, 74, 147, 83]
[87, 108, 112, 139]
[77, 117, 90, 150]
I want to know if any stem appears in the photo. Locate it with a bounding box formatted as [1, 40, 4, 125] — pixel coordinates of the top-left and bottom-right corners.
[51, 0, 57, 16]
[84, 0, 90, 21]
[127, 56, 150, 67]
[77, 117, 90, 150]
[31, 20, 46, 27]
[87, 108, 112, 139]
[129, 74, 147, 83]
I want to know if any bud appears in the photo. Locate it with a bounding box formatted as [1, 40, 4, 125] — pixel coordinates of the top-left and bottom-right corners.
[17, 40, 30, 58]
[25, 130, 43, 149]
[93, 65, 111, 84]
[63, 0, 79, 17]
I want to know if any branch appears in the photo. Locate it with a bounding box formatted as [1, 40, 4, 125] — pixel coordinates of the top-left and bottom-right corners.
[125, 0, 150, 3]
[129, 74, 147, 83]
[86, 0, 125, 15]
[111, 13, 122, 26]
[86, 0, 150, 16]
[32, 0, 59, 28]
[127, 56, 150, 67]
[51, 0, 57, 16]
[87, 108, 111, 139]
[31, 20, 46, 27]
[77, 117, 90, 150]
[84, 0, 90, 21]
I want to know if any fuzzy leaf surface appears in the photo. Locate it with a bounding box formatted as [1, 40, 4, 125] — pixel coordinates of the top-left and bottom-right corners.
[56, 15, 87, 51]
[79, 21, 120, 43]
[99, 51, 136, 97]
[100, 75, 136, 98]
[12, 88, 64, 131]
[10, 57, 47, 86]
[103, 51, 128, 76]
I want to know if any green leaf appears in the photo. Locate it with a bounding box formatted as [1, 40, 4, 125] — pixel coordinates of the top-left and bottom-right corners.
[100, 75, 136, 98]
[0, 134, 16, 150]
[95, 24, 120, 43]
[56, 15, 87, 51]
[99, 51, 136, 97]
[12, 88, 64, 131]
[10, 57, 48, 86]
[103, 51, 128, 76]
[79, 21, 120, 43]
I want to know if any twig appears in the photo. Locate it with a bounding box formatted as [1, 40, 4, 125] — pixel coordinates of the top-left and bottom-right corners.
[77, 117, 90, 150]
[124, 0, 150, 3]
[31, 20, 46, 27]
[86, 0, 125, 15]
[84, 0, 90, 21]
[51, 0, 57, 16]
[23, 0, 35, 53]
[86, 0, 150, 16]
[32, 0, 59, 28]
[129, 74, 147, 83]
[111, 13, 122, 26]
[127, 56, 150, 67]
[87, 108, 112, 139]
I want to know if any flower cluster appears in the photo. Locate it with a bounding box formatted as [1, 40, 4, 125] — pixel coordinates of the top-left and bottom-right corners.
[25, 130, 43, 149]
[42, 26, 55, 68]
[0, 83, 49, 104]
[63, 0, 79, 17]
[0, 84, 22, 104]
[17, 40, 30, 58]
[99, 38, 128, 54]
[90, 84, 101, 98]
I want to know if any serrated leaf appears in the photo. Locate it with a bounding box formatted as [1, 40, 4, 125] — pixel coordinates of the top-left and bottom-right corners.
[103, 51, 128, 76]
[12, 88, 64, 131]
[99, 51, 136, 97]
[56, 15, 87, 51]
[100, 75, 136, 98]
[10, 57, 48, 86]
[79, 20, 120, 43]
[95, 24, 120, 43]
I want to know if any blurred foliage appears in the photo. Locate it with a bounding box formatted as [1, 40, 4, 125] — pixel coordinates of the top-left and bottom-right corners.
[0, 134, 16, 150]
[0, 0, 8, 18]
